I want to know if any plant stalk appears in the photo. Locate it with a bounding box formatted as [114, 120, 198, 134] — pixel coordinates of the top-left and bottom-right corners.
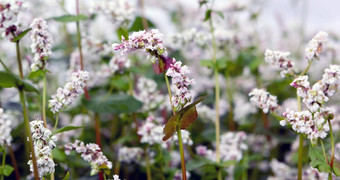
[145, 148, 152, 180]
[8, 146, 20, 180]
[1, 149, 5, 180]
[297, 94, 303, 180]
[42, 72, 47, 127]
[328, 119, 335, 167]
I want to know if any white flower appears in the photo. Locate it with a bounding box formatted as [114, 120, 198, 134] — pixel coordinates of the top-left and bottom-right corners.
[134, 77, 165, 111]
[0, 1, 24, 38]
[109, 56, 131, 74]
[264, 49, 294, 77]
[30, 17, 53, 72]
[249, 88, 278, 113]
[118, 146, 143, 164]
[113, 174, 121, 180]
[0, 108, 12, 146]
[305, 31, 328, 61]
[28, 120, 56, 177]
[64, 140, 112, 175]
[49, 71, 89, 113]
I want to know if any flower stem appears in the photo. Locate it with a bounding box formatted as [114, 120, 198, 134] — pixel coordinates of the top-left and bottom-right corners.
[53, 113, 59, 130]
[320, 140, 329, 164]
[163, 73, 186, 180]
[145, 148, 152, 180]
[42, 72, 47, 127]
[328, 119, 335, 167]
[94, 113, 102, 147]
[208, 4, 222, 180]
[15, 40, 39, 180]
[1, 148, 5, 180]
[297, 93, 303, 180]
[8, 146, 20, 180]
[177, 125, 187, 180]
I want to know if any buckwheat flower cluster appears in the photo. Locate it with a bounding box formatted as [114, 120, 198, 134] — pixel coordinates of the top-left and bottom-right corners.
[118, 146, 143, 164]
[166, 58, 195, 110]
[305, 31, 328, 61]
[0, 0, 23, 38]
[28, 120, 57, 177]
[280, 108, 333, 143]
[220, 131, 248, 162]
[268, 159, 296, 180]
[264, 49, 294, 77]
[91, 0, 134, 26]
[109, 56, 131, 74]
[0, 108, 12, 146]
[167, 28, 210, 49]
[249, 88, 278, 113]
[113, 29, 166, 60]
[65, 140, 112, 175]
[134, 77, 164, 111]
[30, 17, 53, 72]
[49, 71, 89, 113]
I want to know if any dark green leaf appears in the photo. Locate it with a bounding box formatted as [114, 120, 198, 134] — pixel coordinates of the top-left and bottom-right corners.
[117, 27, 129, 41]
[53, 126, 83, 135]
[83, 94, 142, 113]
[128, 16, 155, 32]
[52, 148, 67, 161]
[62, 171, 70, 180]
[11, 28, 32, 42]
[309, 146, 331, 173]
[51, 14, 88, 23]
[204, 9, 212, 21]
[0, 165, 14, 176]
[0, 71, 18, 88]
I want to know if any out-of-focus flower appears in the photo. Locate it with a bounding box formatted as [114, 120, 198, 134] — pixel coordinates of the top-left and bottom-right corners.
[90, 0, 134, 26]
[49, 71, 89, 113]
[264, 49, 294, 77]
[113, 174, 121, 180]
[134, 77, 165, 111]
[28, 120, 57, 177]
[268, 159, 296, 180]
[138, 116, 166, 147]
[249, 88, 278, 113]
[65, 140, 112, 175]
[109, 56, 131, 74]
[30, 17, 52, 72]
[173, 171, 191, 180]
[118, 146, 143, 164]
[0, 0, 24, 38]
[0, 108, 12, 146]
[166, 58, 195, 111]
[220, 131, 248, 162]
[305, 31, 328, 61]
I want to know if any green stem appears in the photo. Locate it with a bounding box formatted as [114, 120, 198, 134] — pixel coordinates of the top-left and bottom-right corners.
[163, 73, 186, 180]
[145, 148, 152, 180]
[1, 149, 5, 180]
[297, 92, 303, 180]
[177, 125, 187, 180]
[299, 60, 312, 76]
[15, 40, 39, 180]
[208, 3, 221, 180]
[320, 140, 329, 164]
[328, 119, 335, 167]
[53, 113, 59, 130]
[42, 72, 47, 127]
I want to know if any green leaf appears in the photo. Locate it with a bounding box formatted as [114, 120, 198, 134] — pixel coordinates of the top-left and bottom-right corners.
[309, 146, 331, 173]
[11, 28, 32, 42]
[117, 27, 129, 41]
[0, 58, 10, 73]
[0, 165, 14, 176]
[204, 9, 212, 21]
[214, 10, 224, 19]
[128, 16, 155, 32]
[200, 60, 213, 68]
[62, 171, 70, 180]
[83, 94, 142, 113]
[162, 115, 179, 141]
[28, 69, 45, 79]
[52, 126, 83, 135]
[180, 106, 198, 130]
[51, 14, 88, 23]
[0, 71, 39, 93]
[52, 148, 67, 161]
[332, 158, 340, 176]
[186, 158, 208, 171]
[177, 94, 208, 116]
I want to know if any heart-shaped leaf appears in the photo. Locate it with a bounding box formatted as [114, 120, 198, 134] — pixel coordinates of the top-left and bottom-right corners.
[0, 71, 39, 93]
[180, 106, 198, 130]
[332, 158, 340, 176]
[0, 165, 14, 176]
[162, 115, 179, 141]
[309, 146, 331, 173]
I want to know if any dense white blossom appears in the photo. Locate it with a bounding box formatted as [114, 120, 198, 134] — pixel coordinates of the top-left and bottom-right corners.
[28, 120, 57, 177]
[264, 49, 294, 77]
[49, 71, 89, 113]
[305, 31, 328, 61]
[138, 116, 165, 146]
[109, 56, 131, 74]
[65, 140, 112, 175]
[0, 108, 12, 146]
[30, 17, 52, 72]
[167, 28, 210, 49]
[166, 58, 195, 110]
[249, 88, 278, 113]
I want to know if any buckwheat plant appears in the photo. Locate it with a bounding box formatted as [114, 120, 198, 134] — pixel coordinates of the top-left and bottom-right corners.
[250, 31, 340, 179]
